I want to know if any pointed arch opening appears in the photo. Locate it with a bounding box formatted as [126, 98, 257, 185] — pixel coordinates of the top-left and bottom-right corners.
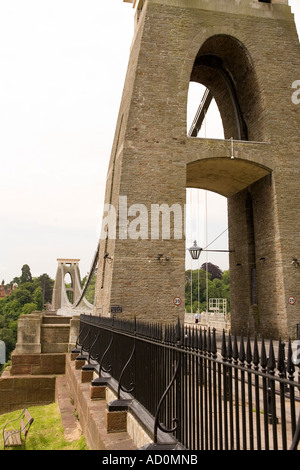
[188, 34, 264, 142]
[64, 272, 74, 304]
[185, 34, 266, 319]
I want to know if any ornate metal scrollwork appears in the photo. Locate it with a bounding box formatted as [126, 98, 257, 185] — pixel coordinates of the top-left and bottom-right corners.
[117, 339, 136, 399]
[73, 323, 85, 351]
[153, 354, 180, 444]
[98, 333, 113, 376]
[88, 331, 100, 363]
[81, 329, 91, 354]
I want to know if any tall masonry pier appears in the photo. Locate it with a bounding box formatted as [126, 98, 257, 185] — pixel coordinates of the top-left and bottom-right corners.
[94, 0, 300, 338]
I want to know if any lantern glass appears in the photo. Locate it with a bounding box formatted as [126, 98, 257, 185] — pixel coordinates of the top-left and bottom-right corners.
[188, 240, 202, 260]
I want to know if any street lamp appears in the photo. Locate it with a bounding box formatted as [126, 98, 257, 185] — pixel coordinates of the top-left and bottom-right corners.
[188, 240, 202, 260]
[188, 240, 234, 260]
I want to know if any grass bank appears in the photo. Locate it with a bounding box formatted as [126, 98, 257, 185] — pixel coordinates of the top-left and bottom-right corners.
[0, 403, 87, 450]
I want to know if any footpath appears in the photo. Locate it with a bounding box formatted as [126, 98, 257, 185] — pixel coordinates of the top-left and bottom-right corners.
[56, 375, 82, 442]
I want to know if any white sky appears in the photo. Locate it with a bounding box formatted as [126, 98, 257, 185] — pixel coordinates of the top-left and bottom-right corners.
[0, 0, 300, 283]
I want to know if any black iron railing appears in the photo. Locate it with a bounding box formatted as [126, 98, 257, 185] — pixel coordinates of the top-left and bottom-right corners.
[76, 314, 300, 451]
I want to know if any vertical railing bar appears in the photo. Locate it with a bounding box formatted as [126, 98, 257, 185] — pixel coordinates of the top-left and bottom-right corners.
[221, 330, 228, 450]
[164, 343, 168, 435]
[212, 329, 218, 450]
[162, 333, 167, 436]
[200, 328, 204, 450]
[181, 336, 187, 445]
[212, 358, 218, 450]
[172, 345, 175, 442]
[191, 329, 196, 450]
[287, 338, 296, 437]
[195, 352, 200, 450]
[223, 364, 229, 450]
[208, 329, 213, 449]
[199, 352, 204, 450]
[153, 338, 157, 419]
[195, 329, 200, 451]
[227, 333, 234, 450]
[278, 339, 287, 450]
[246, 336, 254, 450]
[268, 339, 278, 450]
[186, 346, 189, 449]
[225, 368, 230, 449]
[270, 379, 278, 450]
[204, 330, 208, 450]
[233, 334, 240, 450]
[253, 336, 261, 450]
[218, 361, 223, 450]
[261, 338, 270, 450]
[239, 337, 247, 450]
[262, 376, 269, 449]
[279, 380, 287, 450]
[188, 329, 193, 449]
[180, 345, 185, 447]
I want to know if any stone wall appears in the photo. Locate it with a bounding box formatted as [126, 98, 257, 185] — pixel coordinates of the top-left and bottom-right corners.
[66, 354, 141, 450]
[10, 353, 66, 376]
[14, 312, 79, 355]
[0, 373, 56, 415]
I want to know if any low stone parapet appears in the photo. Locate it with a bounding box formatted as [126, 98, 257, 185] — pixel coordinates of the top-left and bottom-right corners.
[65, 353, 138, 450]
[0, 374, 56, 415]
[10, 352, 66, 376]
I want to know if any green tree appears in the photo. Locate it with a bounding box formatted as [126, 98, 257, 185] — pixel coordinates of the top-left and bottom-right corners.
[2, 299, 22, 324]
[0, 268, 54, 373]
[21, 302, 38, 315]
[10, 286, 32, 306]
[185, 268, 230, 313]
[200, 262, 223, 280]
[12, 276, 20, 286]
[20, 264, 33, 284]
[33, 287, 44, 311]
[38, 274, 54, 304]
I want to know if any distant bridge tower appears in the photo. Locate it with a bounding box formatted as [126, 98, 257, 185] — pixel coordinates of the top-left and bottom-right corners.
[51, 259, 82, 312]
[94, 0, 300, 338]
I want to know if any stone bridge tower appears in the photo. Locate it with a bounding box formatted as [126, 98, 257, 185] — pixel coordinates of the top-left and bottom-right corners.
[95, 0, 300, 338]
[52, 259, 82, 311]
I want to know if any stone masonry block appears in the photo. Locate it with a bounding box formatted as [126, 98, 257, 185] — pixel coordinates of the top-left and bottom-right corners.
[90, 385, 106, 400]
[105, 409, 128, 433]
[71, 352, 79, 361]
[75, 358, 86, 370]
[81, 369, 94, 383]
